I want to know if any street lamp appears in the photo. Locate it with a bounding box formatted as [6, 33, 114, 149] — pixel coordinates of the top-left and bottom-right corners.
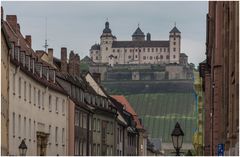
[19, 139, 27, 156]
[171, 122, 184, 156]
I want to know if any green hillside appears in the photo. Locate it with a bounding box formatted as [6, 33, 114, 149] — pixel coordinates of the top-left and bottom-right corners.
[125, 93, 196, 143]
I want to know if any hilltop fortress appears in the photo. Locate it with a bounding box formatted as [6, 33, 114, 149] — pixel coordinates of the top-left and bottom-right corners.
[85, 21, 193, 81]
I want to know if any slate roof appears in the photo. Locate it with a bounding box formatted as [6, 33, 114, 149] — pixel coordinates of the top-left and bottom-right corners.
[112, 40, 169, 48]
[90, 43, 100, 50]
[180, 53, 188, 57]
[111, 95, 144, 130]
[132, 27, 145, 37]
[169, 26, 181, 33]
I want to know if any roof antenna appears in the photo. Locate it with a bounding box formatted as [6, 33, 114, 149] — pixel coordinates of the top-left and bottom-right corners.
[138, 22, 140, 28]
[43, 17, 49, 52]
[174, 21, 176, 27]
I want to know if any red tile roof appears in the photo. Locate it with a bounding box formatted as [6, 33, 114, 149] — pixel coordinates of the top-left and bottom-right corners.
[111, 95, 143, 129]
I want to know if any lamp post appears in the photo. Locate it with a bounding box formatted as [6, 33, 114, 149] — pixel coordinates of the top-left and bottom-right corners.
[19, 139, 27, 156]
[171, 122, 184, 156]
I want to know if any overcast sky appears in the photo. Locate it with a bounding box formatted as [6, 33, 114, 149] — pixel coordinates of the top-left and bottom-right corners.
[2, 1, 208, 65]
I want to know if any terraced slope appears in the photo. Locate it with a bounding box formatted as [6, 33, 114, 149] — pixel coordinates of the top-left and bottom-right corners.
[125, 93, 196, 143]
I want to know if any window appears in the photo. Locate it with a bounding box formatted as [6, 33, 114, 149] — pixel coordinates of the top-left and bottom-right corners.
[56, 97, 58, 113]
[19, 77, 21, 98]
[24, 81, 26, 100]
[113, 49, 115, 52]
[135, 55, 137, 58]
[13, 74, 16, 95]
[174, 42, 176, 45]
[164, 48, 166, 52]
[29, 84, 31, 103]
[49, 95, 52, 112]
[49, 125, 51, 144]
[124, 49, 127, 52]
[33, 87, 36, 105]
[62, 128, 65, 145]
[93, 144, 96, 155]
[160, 55, 163, 59]
[82, 113, 87, 129]
[96, 56, 98, 60]
[152, 48, 154, 52]
[156, 48, 158, 52]
[75, 111, 79, 126]
[97, 144, 100, 155]
[143, 48, 145, 52]
[97, 119, 100, 132]
[150, 56, 153, 60]
[79, 112, 82, 128]
[173, 48, 176, 52]
[33, 121, 36, 141]
[160, 48, 162, 52]
[42, 92, 45, 109]
[93, 118, 96, 131]
[143, 56, 146, 60]
[13, 112, 15, 137]
[75, 140, 79, 155]
[29, 119, 31, 141]
[24, 117, 26, 138]
[173, 55, 176, 59]
[174, 37, 176, 40]
[128, 56, 131, 59]
[55, 127, 58, 145]
[148, 48, 150, 52]
[18, 114, 21, 138]
[106, 47, 108, 51]
[166, 55, 170, 59]
[38, 90, 41, 108]
[62, 99, 65, 115]
[117, 49, 120, 52]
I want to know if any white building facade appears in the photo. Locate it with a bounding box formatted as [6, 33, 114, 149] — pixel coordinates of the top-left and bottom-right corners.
[3, 16, 68, 156]
[90, 21, 181, 66]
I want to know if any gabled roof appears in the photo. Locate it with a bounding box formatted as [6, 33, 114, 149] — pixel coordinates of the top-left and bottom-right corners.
[132, 27, 145, 37]
[111, 95, 144, 129]
[112, 40, 169, 48]
[169, 26, 181, 33]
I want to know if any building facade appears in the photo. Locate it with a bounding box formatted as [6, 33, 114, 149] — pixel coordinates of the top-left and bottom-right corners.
[1, 8, 10, 155]
[3, 14, 69, 156]
[90, 21, 181, 65]
[199, 1, 239, 155]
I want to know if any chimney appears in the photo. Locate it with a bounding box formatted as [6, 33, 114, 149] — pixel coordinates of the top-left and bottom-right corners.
[6, 15, 17, 32]
[75, 54, 80, 76]
[48, 48, 53, 64]
[25, 35, 32, 48]
[60, 47, 68, 73]
[68, 50, 75, 75]
[147, 33, 151, 41]
[92, 73, 101, 84]
[17, 23, 20, 32]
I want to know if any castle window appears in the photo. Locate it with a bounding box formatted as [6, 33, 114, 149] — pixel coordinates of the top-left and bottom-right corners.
[173, 48, 176, 52]
[160, 48, 162, 52]
[106, 41, 108, 44]
[124, 49, 127, 52]
[139, 49, 141, 52]
[143, 56, 146, 60]
[143, 48, 145, 52]
[106, 47, 108, 51]
[150, 56, 153, 60]
[113, 49, 115, 52]
[135, 55, 137, 58]
[160, 55, 163, 59]
[156, 48, 158, 52]
[174, 42, 176, 45]
[166, 55, 170, 59]
[173, 55, 176, 59]
[135, 49, 137, 52]
[164, 48, 166, 52]
[96, 56, 98, 60]
[148, 48, 150, 52]
[174, 37, 176, 40]
[128, 56, 131, 59]
[130, 49, 132, 52]
[152, 48, 154, 52]
[117, 49, 120, 52]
